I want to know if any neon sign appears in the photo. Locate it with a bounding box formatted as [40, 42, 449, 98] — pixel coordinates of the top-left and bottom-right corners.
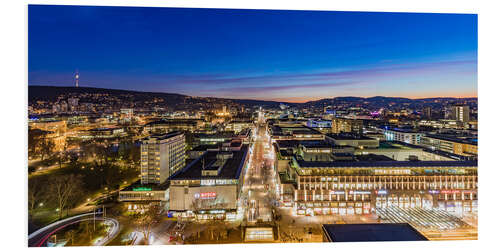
[195, 192, 217, 199]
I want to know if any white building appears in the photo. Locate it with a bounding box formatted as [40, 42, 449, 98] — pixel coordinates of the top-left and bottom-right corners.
[140, 131, 186, 184]
[384, 128, 424, 145]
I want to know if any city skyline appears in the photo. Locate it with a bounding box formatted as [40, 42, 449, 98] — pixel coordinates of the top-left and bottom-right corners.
[28, 5, 477, 103]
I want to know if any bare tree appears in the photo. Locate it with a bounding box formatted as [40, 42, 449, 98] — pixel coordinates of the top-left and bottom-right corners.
[132, 204, 162, 245]
[48, 174, 84, 219]
[64, 229, 76, 245]
[28, 178, 45, 219]
[56, 143, 69, 168]
[39, 139, 55, 161]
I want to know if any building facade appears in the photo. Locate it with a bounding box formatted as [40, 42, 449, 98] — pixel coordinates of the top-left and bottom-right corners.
[384, 128, 424, 145]
[140, 131, 186, 184]
[282, 159, 477, 216]
[331, 117, 363, 134]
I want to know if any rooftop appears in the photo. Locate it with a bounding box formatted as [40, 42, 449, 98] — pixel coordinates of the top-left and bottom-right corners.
[326, 133, 376, 140]
[322, 223, 428, 242]
[169, 145, 249, 180]
[121, 180, 170, 192]
[296, 159, 477, 168]
[145, 131, 183, 140]
[424, 134, 478, 146]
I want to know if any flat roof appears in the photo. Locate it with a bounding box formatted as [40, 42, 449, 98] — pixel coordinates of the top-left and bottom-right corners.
[145, 131, 183, 140]
[424, 134, 477, 146]
[145, 119, 201, 126]
[385, 128, 422, 133]
[169, 145, 249, 180]
[121, 180, 170, 191]
[296, 159, 477, 168]
[326, 133, 376, 140]
[322, 223, 428, 242]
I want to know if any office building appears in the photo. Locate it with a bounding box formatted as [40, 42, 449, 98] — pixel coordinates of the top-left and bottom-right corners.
[449, 105, 470, 122]
[284, 158, 477, 216]
[168, 145, 250, 220]
[140, 131, 186, 185]
[331, 117, 363, 134]
[384, 128, 424, 145]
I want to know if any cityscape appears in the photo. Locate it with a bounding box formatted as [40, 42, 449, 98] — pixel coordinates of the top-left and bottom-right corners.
[28, 5, 477, 246]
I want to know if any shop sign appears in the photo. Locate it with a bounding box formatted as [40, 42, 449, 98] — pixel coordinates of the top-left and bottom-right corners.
[195, 192, 217, 199]
[441, 190, 460, 194]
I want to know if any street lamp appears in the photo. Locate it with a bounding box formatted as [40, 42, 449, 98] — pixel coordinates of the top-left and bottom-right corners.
[39, 202, 44, 207]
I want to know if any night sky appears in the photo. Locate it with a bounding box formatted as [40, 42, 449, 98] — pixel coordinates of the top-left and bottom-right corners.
[28, 5, 477, 102]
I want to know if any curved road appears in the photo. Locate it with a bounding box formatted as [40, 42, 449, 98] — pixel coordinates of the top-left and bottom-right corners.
[28, 213, 119, 247]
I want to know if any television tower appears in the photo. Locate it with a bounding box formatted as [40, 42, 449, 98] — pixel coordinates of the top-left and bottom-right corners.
[74, 70, 79, 88]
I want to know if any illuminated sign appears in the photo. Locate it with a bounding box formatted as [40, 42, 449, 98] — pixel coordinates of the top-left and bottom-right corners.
[195, 192, 217, 199]
[428, 190, 440, 194]
[375, 190, 387, 195]
[441, 190, 461, 194]
[330, 191, 345, 195]
[133, 187, 152, 191]
[349, 190, 371, 195]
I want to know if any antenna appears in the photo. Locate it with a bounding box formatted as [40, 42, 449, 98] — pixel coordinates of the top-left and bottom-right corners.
[74, 70, 79, 88]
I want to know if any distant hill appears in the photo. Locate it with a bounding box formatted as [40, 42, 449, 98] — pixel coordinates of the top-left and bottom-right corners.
[28, 85, 287, 107]
[28, 85, 476, 109]
[28, 86, 187, 102]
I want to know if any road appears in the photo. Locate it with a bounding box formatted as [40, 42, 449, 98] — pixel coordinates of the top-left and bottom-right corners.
[240, 111, 278, 224]
[28, 213, 120, 247]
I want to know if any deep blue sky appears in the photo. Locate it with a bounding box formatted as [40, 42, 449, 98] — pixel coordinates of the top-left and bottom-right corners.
[28, 5, 477, 102]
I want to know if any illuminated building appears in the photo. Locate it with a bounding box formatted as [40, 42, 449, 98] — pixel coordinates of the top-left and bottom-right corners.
[269, 124, 325, 141]
[326, 133, 379, 149]
[168, 145, 249, 220]
[421, 134, 477, 157]
[284, 158, 477, 216]
[140, 131, 186, 185]
[144, 119, 204, 133]
[384, 128, 424, 145]
[331, 117, 363, 134]
[449, 105, 470, 123]
[225, 120, 253, 133]
[306, 119, 332, 133]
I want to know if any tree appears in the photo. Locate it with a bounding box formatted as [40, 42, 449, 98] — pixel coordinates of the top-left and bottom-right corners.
[48, 174, 84, 219]
[56, 143, 69, 168]
[64, 229, 76, 245]
[28, 129, 43, 158]
[132, 205, 162, 245]
[39, 139, 55, 161]
[28, 178, 45, 220]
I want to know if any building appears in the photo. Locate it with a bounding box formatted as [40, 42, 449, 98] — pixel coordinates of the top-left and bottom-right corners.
[269, 124, 325, 141]
[449, 105, 470, 122]
[68, 98, 79, 112]
[326, 133, 379, 149]
[423, 106, 432, 119]
[420, 134, 477, 157]
[168, 145, 250, 220]
[282, 158, 477, 216]
[225, 120, 253, 133]
[331, 117, 363, 134]
[140, 131, 186, 185]
[306, 119, 332, 133]
[120, 108, 134, 122]
[144, 119, 204, 134]
[118, 181, 170, 211]
[322, 223, 427, 242]
[356, 141, 455, 161]
[384, 128, 424, 145]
